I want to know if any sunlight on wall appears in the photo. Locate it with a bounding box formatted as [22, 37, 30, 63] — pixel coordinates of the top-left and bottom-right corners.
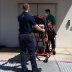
[56, 5, 72, 48]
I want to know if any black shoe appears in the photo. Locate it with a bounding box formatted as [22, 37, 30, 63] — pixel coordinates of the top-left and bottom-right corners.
[26, 70, 32, 72]
[51, 49, 56, 55]
[21, 70, 32, 72]
[32, 68, 42, 72]
[21, 68, 28, 72]
[53, 50, 56, 55]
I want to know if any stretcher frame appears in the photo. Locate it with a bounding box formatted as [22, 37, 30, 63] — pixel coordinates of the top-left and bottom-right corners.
[33, 30, 53, 63]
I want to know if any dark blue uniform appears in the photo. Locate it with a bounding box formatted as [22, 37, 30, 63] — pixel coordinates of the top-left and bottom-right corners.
[18, 12, 38, 72]
[18, 12, 36, 34]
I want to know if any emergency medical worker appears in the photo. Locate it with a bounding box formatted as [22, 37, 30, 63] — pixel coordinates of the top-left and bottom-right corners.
[18, 4, 45, 72]
[45, 9, 56, 55]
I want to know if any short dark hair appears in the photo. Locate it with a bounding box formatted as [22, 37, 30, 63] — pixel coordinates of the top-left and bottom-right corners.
[45, 9, 50, 13]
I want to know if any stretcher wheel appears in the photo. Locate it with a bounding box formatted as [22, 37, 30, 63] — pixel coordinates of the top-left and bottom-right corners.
[43, 57, 48, 63]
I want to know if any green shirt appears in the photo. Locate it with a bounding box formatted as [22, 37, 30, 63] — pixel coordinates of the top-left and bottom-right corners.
[46, 14, 56, 25]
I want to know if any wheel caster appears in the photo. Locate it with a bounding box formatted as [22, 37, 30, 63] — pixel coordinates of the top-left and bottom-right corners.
[43, 57, 48, 63]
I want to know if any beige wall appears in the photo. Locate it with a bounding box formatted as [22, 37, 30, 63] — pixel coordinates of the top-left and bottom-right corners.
[0, 0, 1, 44]
[0, 0, 72, 47]
[0, 0, 18, 47]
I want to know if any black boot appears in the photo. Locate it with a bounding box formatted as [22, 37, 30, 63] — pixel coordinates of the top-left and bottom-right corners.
[52, 48, 56, 55]
[53, 50, 56, 55]
[21, 67, 28, 72]
[32, 68, 42, 72]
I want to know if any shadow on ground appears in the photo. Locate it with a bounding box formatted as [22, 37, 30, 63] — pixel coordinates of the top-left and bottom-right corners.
[0, 54, 31, 72]
[0, 47, 19, 53]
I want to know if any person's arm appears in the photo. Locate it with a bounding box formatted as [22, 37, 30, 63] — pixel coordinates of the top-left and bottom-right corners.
[52, 15, 56, 25]
[33, 24, 45, 32]
[29, 16, 45, 32]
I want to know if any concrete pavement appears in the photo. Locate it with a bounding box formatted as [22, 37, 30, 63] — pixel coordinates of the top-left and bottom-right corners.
[0, 48, 72, 72]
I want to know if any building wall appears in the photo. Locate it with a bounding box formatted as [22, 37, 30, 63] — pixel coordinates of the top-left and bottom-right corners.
[0, 0, 72, 47]
[0, 0, 1, 44]
[0, 0, 18, 47]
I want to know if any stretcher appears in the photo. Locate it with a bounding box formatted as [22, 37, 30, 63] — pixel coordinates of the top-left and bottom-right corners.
[33, 16, 54, 63]
[33, 29, 53, 63]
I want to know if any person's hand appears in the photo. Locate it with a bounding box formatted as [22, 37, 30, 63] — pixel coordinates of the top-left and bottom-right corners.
[42, 29, 45, 32]
[48, 22, 53, 28]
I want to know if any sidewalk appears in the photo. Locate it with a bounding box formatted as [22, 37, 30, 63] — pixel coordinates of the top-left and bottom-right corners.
[0, 48, 72, 72]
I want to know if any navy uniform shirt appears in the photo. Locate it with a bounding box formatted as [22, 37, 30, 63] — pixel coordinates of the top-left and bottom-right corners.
[18, 12, 36, 34]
